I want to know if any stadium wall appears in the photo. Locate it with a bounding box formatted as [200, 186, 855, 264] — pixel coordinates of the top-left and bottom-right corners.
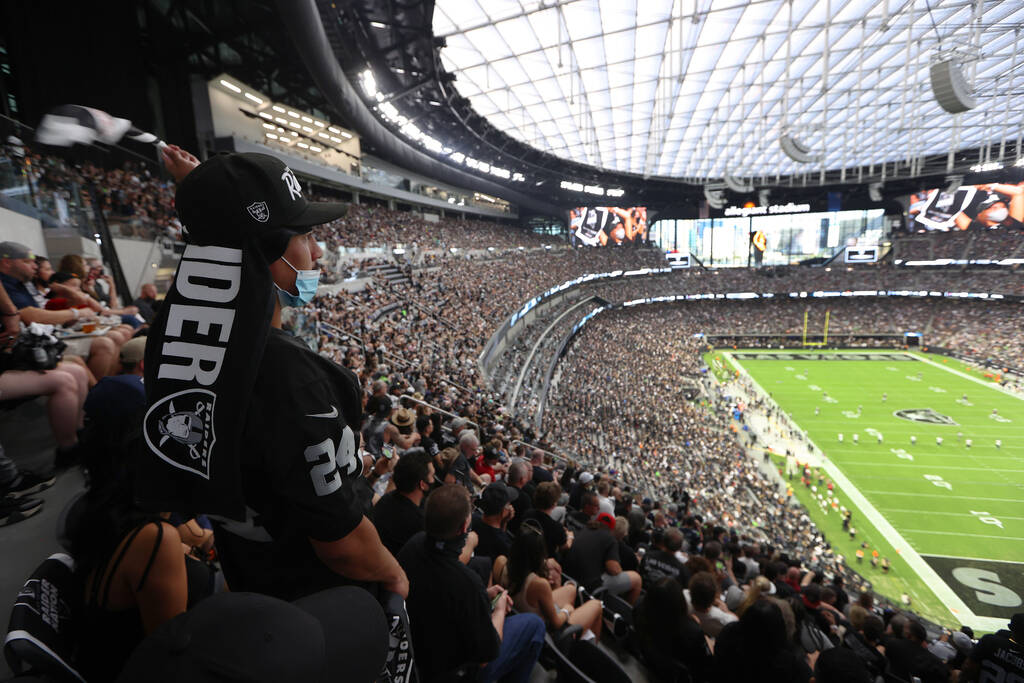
[0, 207, 46, 258]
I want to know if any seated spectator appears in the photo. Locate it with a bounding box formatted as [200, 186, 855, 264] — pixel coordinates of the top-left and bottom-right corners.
[813, 647, 872, 683]
[415, 414, 438, 457]
[961, 613, 1024, 682]
[885, 618, 952, 683]
[520, 481, 569, 558]
[640, 526, 690, 589]
[842, 613, 888, 679]
[613, 515, 640, 572]
[439, 430, 483, 491]
[506, 458, 533, 534]
[714, 598, 812, 683]
[398, 484, 545, 681]
[47, 270, 142, 330]
[1, 244, 110, 372]
[438, 415, 469, 450]
[471, 481, 516, 564]
[68, 409, 191, 681]
[596, 480, 614, 516]
[505, 526, 603, 638]
[634, 577, 713, 683]
[688, 571, 738, 638]
[361, 401, 418, 460]
[530, 449, 553, 484]
[568, 470, 594, 510]
[370, 448, 433, 556]
[0, 277, 89, 475]
[132, 282, 161, 323]
[563, 512, 642, 605]
[82, 336, 146, 427]
[389, 408, 420, 449]
[789, 593, 834, 656]
[569, 490, 601, 526]
[474, 444, 502, 485]
[28, 255, 54, 306]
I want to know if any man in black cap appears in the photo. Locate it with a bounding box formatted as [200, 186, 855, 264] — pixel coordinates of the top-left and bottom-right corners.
[138, 146, 405, 605]
[961, 613, 1024, 682]
[472, 481, 518, 562]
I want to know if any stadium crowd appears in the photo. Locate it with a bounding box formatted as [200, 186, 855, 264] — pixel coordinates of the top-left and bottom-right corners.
[1, 145, 1022, 683]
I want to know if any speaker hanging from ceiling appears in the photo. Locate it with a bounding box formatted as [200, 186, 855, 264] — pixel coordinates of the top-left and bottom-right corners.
[868, 182, 884, 202]
[929, 58, 977, 114]
[722, 173, 753, 193]
[780, 134, 822, 164]
[703, 185, 728, 209]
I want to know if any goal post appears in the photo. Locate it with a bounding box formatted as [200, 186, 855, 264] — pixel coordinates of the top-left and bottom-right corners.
[802, 308, 830, 347]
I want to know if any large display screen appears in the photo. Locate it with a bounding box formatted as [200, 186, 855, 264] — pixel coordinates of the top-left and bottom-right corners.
[908, 181, 1024, 231]
[651, 210, 885, 267]
[569, 206, 648, 247]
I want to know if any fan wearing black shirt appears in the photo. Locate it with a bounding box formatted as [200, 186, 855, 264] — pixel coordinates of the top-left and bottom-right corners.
[144, 150, 407, 606]
[884, 619, 950, 683]
[563, 516, 643, 605]
[520, 482, 569, 559]
[640, 527, 690, 589]
[471, 482, 517, 562]
[398, 484, 545, 681]
[961, 613, 1024, 683]
[416, 415, 439, 458]
[370, 449, 433, 556]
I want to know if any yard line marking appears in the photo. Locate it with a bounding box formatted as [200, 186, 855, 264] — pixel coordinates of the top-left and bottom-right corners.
[919, 553, 1024, 565]
[862, 490, 1024, 502]
[884, 508, 1024, 521]
[849, 475, 1022, 487]
[725, 352, 982, 628]
[906, 352, 1024, 402]
[840, 462, 1024, 472]
[901, 529, 1024, 542]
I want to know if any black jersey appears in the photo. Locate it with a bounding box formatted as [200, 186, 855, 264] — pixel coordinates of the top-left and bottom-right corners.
[211, 328, 366, 601]
[970, 631, 1024, 681]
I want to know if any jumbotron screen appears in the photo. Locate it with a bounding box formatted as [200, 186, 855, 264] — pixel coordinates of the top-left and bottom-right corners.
[908, 180, 1024, 231]
[569, 206, 648, 246]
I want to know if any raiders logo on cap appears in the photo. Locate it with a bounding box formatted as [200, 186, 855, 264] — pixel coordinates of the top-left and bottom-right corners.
[247, 201, 270, 223]
[144, 389, 218, 479]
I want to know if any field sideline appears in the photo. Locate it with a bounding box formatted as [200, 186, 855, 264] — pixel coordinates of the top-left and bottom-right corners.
[711, 348, 1023, 631]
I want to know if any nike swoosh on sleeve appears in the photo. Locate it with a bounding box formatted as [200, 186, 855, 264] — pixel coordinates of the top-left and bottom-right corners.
[306, 406, 339, 419]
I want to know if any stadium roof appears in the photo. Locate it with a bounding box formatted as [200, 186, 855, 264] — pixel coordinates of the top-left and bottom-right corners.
[433, 0, 1024, 182]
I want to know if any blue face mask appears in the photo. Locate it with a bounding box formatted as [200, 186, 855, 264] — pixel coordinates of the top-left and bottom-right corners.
[274, 256, 320, 307]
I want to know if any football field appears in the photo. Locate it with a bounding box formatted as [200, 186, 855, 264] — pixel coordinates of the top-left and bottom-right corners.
[721, 349, 1024, 631]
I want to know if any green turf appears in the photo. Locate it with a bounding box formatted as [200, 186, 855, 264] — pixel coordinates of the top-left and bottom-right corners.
[706, 348, 1024, 626]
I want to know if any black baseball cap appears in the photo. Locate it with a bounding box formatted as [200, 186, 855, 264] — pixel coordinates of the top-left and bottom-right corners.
[115, 592, 328, 682]
[480, 481, 518, 515]
[116, 588, 388, 683]
[174, 152, 347, 259]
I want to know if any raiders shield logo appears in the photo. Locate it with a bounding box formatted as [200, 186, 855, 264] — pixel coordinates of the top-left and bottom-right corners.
[144, 388, 218, 479]
[247, 201, 270, 223]
[894, 408, 958, 425]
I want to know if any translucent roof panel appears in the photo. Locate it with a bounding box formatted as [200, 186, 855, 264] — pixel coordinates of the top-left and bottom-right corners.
[433, 0, 1024, 181]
